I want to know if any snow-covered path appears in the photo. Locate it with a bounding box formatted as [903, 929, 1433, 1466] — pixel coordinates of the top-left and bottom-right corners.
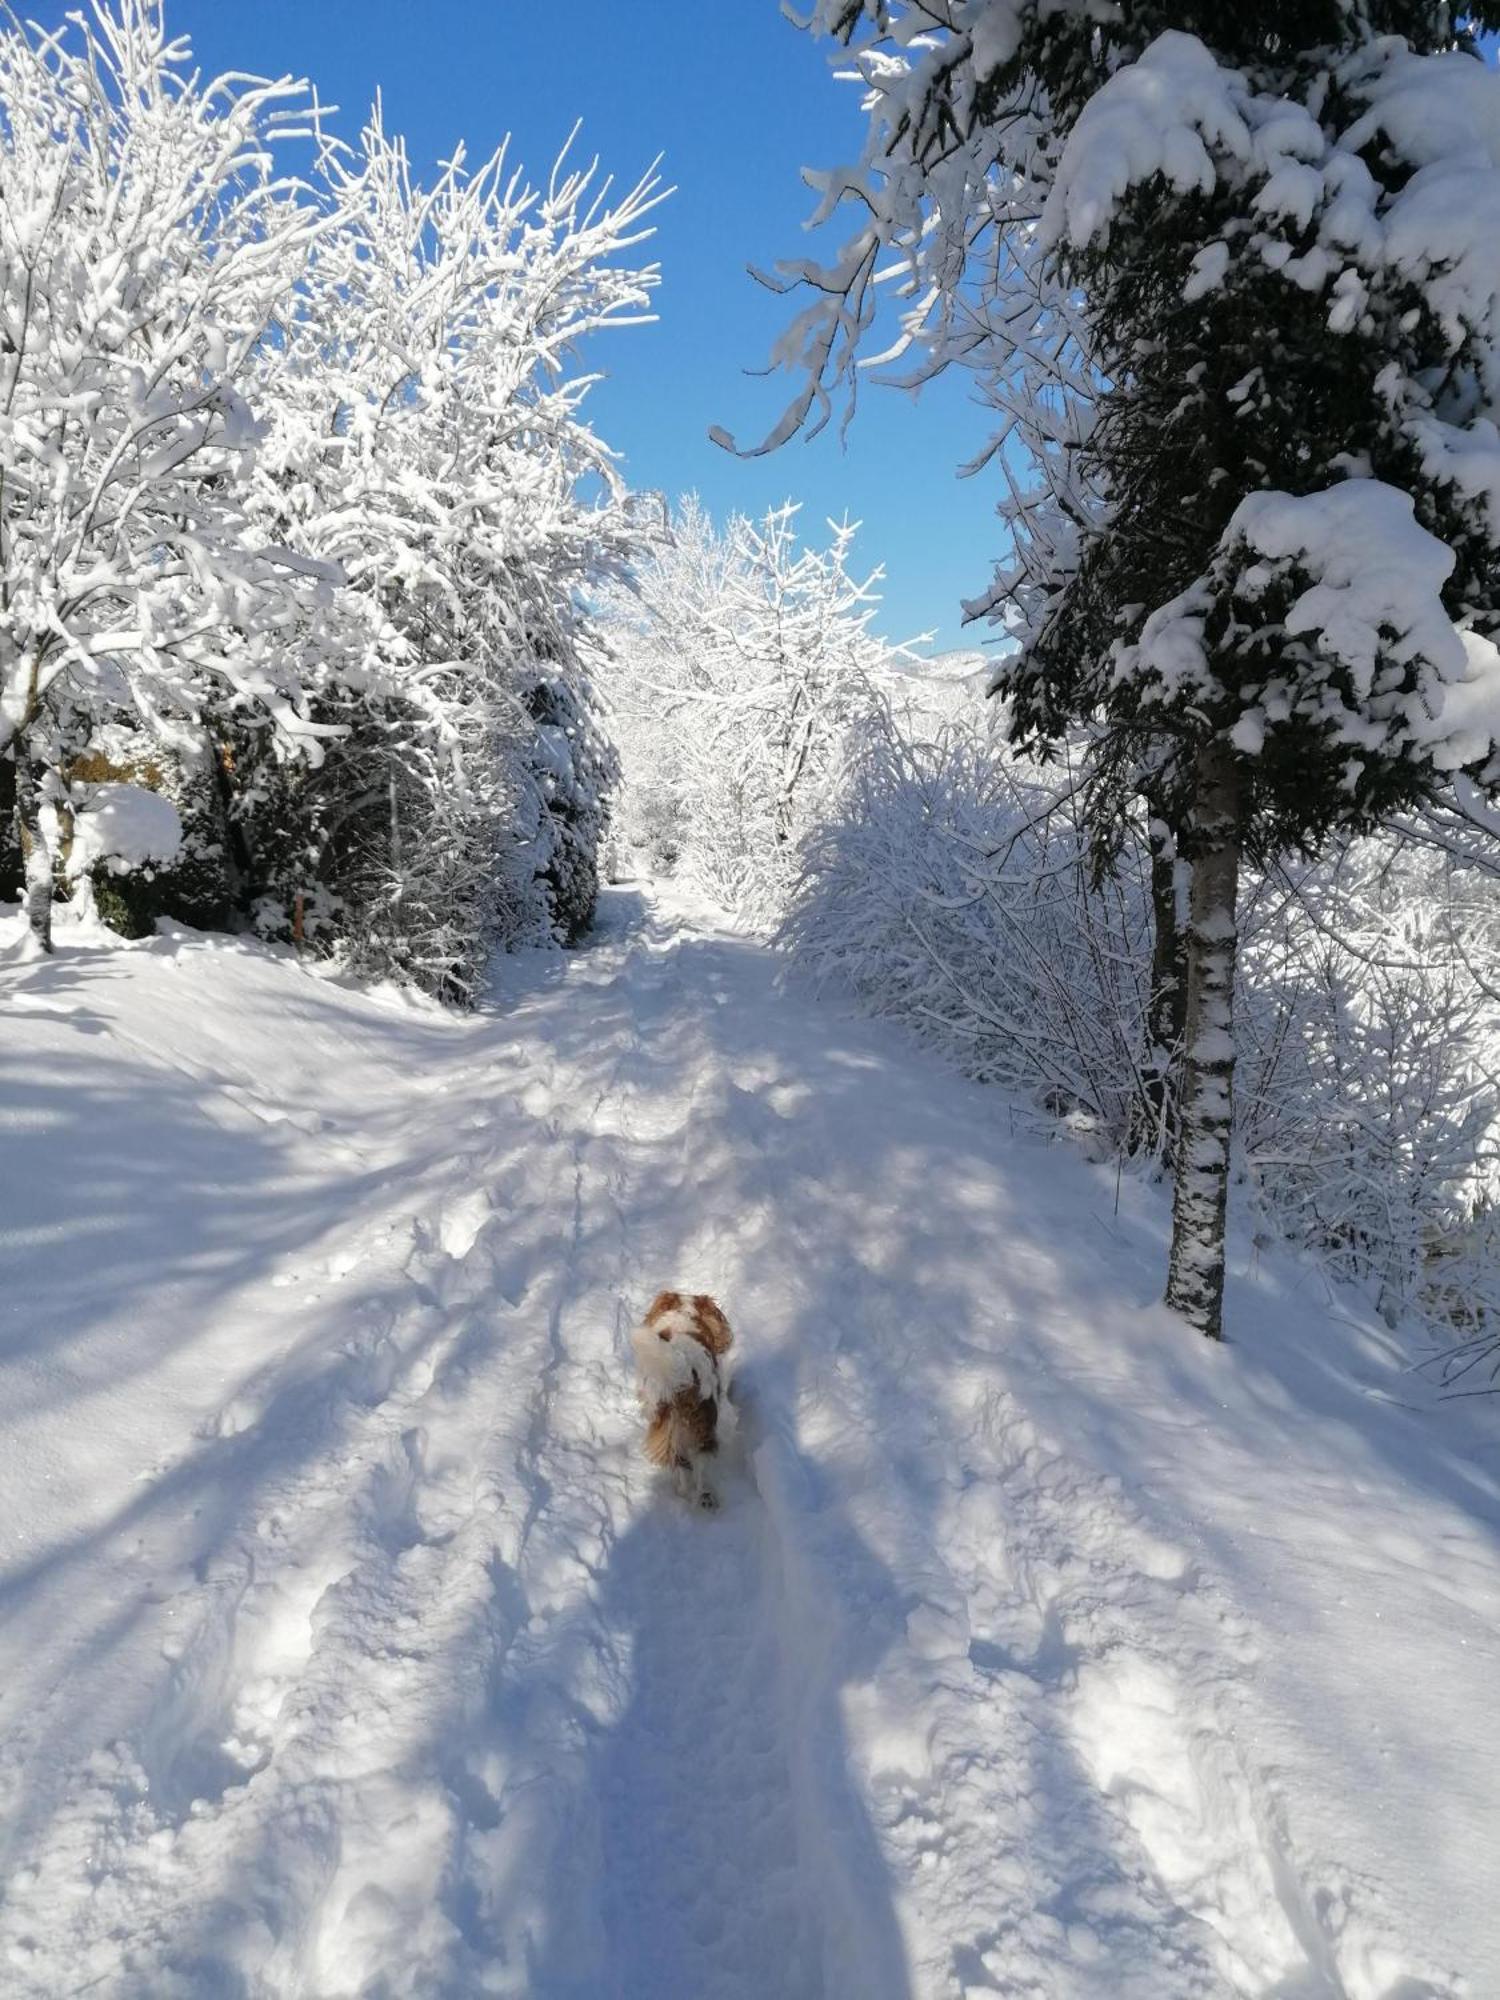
[2, 891, 1497, 1998]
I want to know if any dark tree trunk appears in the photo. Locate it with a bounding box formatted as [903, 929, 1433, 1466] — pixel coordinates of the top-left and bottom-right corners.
[0, 753, 19, 902]
[1164, 737, 1243, 1340]
[208, 735, 252, 908]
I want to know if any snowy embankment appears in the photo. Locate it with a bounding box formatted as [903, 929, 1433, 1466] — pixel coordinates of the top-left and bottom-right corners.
[1, 891, 1496, 1999]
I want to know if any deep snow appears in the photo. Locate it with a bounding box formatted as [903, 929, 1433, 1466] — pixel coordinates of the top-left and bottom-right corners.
[1, 889, 1497, 1998]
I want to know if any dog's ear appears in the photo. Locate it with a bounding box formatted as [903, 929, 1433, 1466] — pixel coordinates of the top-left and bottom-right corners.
[691, 1297, 733, 1356]
[645, 1289, 681, 1321]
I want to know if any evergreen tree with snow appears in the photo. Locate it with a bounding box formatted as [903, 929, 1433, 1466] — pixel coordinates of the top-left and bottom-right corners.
[747, 0, 1500, 1339]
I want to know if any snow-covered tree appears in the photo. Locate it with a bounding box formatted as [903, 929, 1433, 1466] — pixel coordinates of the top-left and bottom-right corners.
[750, 1, 1500, 1339]
[0, 0, 341, 950]
[236, 106, 660, 996]
[604, 499, 908, 924]
[0, 1, 660, 993]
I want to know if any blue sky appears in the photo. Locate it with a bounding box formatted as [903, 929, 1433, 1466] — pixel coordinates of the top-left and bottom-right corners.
[37, 0, 1009, 655]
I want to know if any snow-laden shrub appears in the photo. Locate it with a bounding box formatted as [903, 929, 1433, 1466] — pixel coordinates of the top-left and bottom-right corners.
[522, 668, 619, 948]
[65, 785, 182, 879]
[59, 778, 180, 940]
[54, 733, 236, 938]
[786, 707, 1500, 1341]
[1237, 848, 1500, 1332]
[783, 710, 1158, 1149]
[274, 658, 619, 993]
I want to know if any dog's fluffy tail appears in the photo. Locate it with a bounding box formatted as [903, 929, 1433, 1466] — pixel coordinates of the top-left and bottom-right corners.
[642, 1388, 719, 1468]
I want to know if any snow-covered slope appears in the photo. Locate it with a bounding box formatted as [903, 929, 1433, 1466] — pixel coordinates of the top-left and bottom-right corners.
[1, 893, 1496, 1999]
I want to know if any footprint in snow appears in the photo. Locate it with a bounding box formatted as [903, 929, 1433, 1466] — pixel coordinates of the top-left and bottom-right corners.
[437, 1187, 493, 1261]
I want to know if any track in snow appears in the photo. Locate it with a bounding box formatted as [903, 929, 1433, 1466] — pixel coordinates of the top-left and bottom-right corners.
[446, 909, 838, 1997]
[2, 887, 1494, 1999]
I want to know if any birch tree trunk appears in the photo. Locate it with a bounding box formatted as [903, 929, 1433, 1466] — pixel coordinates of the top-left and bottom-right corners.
[14, 754, 54, 953]
[1136, 813, 1187, 1161]
[1164, 737, 1243, 1340]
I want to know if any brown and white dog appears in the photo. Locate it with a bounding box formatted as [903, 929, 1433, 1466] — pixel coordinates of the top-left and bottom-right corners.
[631, 1291, 735, 1509]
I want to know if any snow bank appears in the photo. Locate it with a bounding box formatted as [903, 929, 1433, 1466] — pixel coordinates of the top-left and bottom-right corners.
[65, 781, 183, 876]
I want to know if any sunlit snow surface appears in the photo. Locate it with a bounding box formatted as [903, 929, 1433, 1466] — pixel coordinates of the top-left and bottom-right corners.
[0, 889, 1496, 1998]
